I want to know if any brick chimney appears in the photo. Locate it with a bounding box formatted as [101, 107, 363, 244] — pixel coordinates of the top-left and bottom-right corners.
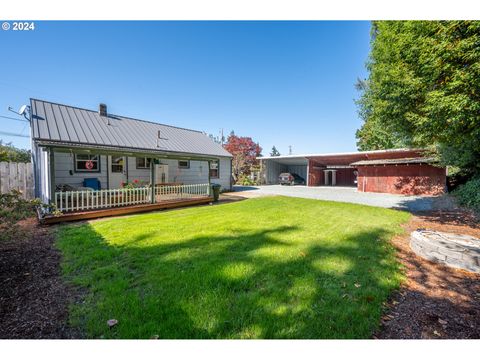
[99, 103, 107, 117]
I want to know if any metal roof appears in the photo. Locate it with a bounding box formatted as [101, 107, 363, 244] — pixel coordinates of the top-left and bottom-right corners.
[30, 98, 232, 158]
[259, 148, 422, 161]
[350, 157, 437, 166]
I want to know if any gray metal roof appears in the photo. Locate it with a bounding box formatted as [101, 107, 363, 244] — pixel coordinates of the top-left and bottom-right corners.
[30, 98, 232, 158]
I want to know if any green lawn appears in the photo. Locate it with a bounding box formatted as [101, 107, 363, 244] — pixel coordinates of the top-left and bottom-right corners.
[56, 196, 410, 339]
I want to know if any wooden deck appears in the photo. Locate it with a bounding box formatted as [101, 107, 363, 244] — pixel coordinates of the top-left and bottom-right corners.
[41, 196, 213, 224]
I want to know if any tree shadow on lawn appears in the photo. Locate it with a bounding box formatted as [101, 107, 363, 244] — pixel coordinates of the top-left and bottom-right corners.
[58, 223, 402, 339]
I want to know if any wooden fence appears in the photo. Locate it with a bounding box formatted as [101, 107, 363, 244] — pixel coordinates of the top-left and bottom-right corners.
[0, 162, 34, 199]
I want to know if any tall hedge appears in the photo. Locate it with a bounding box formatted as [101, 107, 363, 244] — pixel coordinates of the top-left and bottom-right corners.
[356, 21, 480, 176]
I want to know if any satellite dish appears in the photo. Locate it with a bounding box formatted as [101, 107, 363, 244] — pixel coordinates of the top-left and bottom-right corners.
[7, 104, 30, 121]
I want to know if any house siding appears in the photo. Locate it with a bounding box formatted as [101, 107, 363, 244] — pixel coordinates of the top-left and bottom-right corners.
[127, 157, 151, 184]
[163, 159, 209, 185]
[52, 152, 232, 191]
[54, 152, 108, 189]
[216, 157, 232, 190]
[133, 157, 231, 189]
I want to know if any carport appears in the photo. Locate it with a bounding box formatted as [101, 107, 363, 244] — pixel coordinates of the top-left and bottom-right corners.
[260, 156, 308, 185]
[259, 152, 359, 187]
[259, 148, 446, 195]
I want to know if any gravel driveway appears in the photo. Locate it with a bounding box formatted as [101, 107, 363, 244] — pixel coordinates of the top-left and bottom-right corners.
[230, 185, 455, 212]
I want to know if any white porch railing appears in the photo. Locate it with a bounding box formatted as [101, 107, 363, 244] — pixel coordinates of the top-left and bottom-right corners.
[54, 183, 210, 213]
[155, 183, 210, 201]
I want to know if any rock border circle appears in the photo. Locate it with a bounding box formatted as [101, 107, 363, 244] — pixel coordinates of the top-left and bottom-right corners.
[410, 230, 480, 273]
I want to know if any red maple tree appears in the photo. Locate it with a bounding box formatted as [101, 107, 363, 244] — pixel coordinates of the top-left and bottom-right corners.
[223, 132, 262, 182]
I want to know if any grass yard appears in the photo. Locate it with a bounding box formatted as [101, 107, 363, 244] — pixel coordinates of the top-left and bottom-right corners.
[56, 196, 410, 339]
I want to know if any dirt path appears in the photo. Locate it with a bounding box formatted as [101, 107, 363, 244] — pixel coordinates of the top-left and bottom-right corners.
[377, 210, 480, 339]
[0, 218, 81, 339]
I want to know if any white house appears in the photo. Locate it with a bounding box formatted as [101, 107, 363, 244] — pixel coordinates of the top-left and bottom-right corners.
[30, 99, 232, 217]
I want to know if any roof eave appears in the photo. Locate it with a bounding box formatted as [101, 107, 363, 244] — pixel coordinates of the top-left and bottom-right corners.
[350, 158, 438, 166]
[259, 148, 425, 161]
[33, 139, 232, 160]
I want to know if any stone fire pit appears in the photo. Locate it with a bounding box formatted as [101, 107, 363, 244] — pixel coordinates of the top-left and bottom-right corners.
[410, 230, 480, 273]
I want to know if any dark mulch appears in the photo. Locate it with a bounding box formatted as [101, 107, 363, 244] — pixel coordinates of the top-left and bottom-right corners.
[376, 209, 480, 339]
[0, 218, 81, 339]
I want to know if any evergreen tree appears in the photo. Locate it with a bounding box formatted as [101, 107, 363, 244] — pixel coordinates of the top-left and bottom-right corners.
[356, 21, 480, 175]
[270, 146, 281, 157]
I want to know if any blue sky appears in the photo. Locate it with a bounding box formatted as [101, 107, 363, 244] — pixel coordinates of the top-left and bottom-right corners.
[0, 21, 370, 155]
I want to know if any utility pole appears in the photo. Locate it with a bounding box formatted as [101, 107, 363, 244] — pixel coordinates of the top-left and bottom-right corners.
[288, 145, 292, 155]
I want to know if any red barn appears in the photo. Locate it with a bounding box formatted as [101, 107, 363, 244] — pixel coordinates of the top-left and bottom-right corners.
[260, 149, 446, 196]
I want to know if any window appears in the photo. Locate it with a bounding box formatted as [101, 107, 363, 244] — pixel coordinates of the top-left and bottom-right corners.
[178, 160, 190, 169]
[209, 160, 219, 179]
[74, 154, 100, 172]
[136, 157, 151, 169]
[111, 156, 125, 173]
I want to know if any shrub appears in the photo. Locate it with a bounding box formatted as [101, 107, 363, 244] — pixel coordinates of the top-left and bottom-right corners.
[453, 178, 480, 214]
[236, 174, 257, 186]
[0, 190, 41, 241]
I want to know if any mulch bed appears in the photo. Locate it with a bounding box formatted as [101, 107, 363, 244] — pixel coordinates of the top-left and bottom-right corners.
[376, 209, 480, 339]
[0, 218, 81, 339]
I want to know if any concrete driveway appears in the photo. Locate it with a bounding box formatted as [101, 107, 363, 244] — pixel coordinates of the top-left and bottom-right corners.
[229, 185, 455, 212]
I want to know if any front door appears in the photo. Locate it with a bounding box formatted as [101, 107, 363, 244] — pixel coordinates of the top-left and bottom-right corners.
[109, 156, 127, 188]
[155, 164, 169, 184]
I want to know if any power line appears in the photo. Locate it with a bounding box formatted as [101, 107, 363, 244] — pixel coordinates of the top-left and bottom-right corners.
[0, 131, 29, 138]
[0, 115, 29, 123]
